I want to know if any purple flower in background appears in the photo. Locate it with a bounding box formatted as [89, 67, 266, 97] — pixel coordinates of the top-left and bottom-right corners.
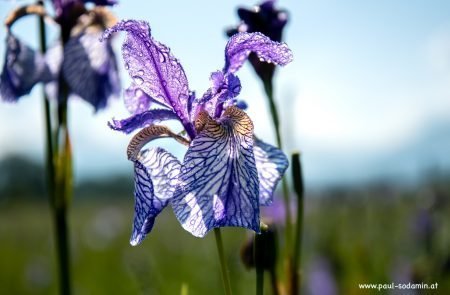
[102, 20, 292, 244]
[227, 0, 288, 84]
[0, 34, 53, 102]
[307, 256, 338, 295]
[0, 0, 120, 111]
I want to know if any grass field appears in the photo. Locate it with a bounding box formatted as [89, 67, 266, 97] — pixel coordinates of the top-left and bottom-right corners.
[0, 181, 449, 294]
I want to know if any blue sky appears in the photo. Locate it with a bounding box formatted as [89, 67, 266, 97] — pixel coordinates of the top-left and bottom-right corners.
[1, 0, 450, 188]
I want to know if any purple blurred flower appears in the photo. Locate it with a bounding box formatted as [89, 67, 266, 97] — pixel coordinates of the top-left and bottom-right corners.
[102, 20, 292, 244]
[227, 0, 289, 84]
[307, 256, 338, 295]
[0, 1, 120, 111]
[0, 34, 52, 102]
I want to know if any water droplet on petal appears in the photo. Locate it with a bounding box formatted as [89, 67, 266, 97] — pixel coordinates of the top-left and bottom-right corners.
[125, 63, 130, 70]
[159, 52, 166, 63]
[133, 76, 144, 85]
[162, 80, 167, 87]
[138, 70, 144, 75]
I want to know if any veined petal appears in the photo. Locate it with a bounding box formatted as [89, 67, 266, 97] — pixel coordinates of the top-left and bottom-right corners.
[195, 72, 241, 118]
[101, 20, 190, 122]
[254, 137, 288, 206]
[109, 109, 179, 134]
[124, 83, 165, 114]
[172, 106, 260, 237]
[0, 34, 51, 102]
[223, 32, 292, 74]
[62, 31, 121, 111]
[131, 147, 181, 245]
[126, 125, 189, 161]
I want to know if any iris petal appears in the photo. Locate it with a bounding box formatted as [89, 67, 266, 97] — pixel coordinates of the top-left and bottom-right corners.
[108, 109, 180, 134]
[254, 137, 288, 206]
[223, 32, 293, 74]
[124, 83, 165, 114]
[131, 147, 181, 245]
[172, 106, 260, 237]
[62, 31, 120, 111]
[101, 20, 190, 123]
[0, 34, 51, 102]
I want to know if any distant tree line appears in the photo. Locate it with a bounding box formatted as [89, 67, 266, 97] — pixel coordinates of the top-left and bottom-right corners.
[0, 155, 133, 202]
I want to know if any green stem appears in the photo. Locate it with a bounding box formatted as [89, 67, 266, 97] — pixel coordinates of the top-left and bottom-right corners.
[214, 228, 232, 295]
[37, 1, 55, 201]
[291, 153, 304, 295]
[37, 3, 70, 295]
[254, 233, 265, 295]
[269, 268, 280, 295]
[262, 81, 292, 248]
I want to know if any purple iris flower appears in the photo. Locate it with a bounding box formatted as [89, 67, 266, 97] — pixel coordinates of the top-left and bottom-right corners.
[102, 20, 292, 244]
[0, 0, 120, 111]
[227, 0, 288, 84]
[0, 33, 53, 102]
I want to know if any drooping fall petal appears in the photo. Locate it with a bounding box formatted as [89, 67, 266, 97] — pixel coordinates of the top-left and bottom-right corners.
[253, 137, 288, 205]
[0, 34, 52, 102]
[171, 107, 260, 237]
[62, 31, 120, 111]
[131, 147, 181, 245]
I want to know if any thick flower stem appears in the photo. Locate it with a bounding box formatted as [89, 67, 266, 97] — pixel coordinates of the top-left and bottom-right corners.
[214, 228, 233, 295]
[37, 3, 71, 295]
[262, 81, 292, 249]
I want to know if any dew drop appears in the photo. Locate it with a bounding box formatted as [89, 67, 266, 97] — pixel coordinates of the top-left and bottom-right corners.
[137, 70, 144, 75]
[162, 80, 167, 87]
[125, 63, 130, 70]
[158, 52, 166, 63]
[133, 76, 144, 85]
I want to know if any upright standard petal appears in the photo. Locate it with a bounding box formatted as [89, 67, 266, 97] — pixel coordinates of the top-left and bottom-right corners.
[124, 83, 156, 114]
[63, 32, 120, 111]
[0, 34, 51, 102]
[253, 137, 288, 205]
[101, 20, 190, 123]
[131, 147, 181, 245]
[223, 32, 292, 74]
[172, 107, 260, 237]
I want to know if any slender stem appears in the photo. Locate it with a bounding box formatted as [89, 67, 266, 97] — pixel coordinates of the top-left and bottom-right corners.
[254, 233, 265, 295]
[256, 269, 264, 295]
[37, 3, 70, 295]
[214, 228, 232, 295]
[290, 153, 304, 295]
[269, 268, 280, 295]
[262, 81, 292, 247]
[54, 84, 72, 295]
[37, 1, 54, 201]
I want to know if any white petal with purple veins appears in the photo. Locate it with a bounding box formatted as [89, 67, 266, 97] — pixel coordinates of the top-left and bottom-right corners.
[171, 107, 260, 237]
[253, 138, 288, 206]
[131, 147, 181, 245]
